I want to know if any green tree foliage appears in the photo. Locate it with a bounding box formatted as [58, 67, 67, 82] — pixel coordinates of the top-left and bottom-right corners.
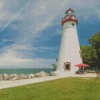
[80, 45, 97, 70]
[88, 32, 100, 71]
[81, 45, 92, 64]
[52, 64, 57, 71]
[56, 58, 58, 62]
[52, 58, 58, 71]
[80, 31, 100, 73]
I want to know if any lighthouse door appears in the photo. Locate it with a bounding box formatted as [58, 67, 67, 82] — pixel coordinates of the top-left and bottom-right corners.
[66, 64, 69, 70]
[64, 62, 71, 71]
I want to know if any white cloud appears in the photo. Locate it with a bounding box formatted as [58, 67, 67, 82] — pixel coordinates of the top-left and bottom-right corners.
[68, 0, 98, 7]
[0, 43, 55, 68]
[0, 0, 17, 22]
[1, 0, 32, 31]
[1, 0, 99, 33]
[11, 25, 19, 30]
[54, 29, 62, 35]
[10, 44, 52, 51]
[2, 39, 13, 42]
[0, 43, 53, 59]
[0, 57, 55, 68]
[0, 0, 100, 68]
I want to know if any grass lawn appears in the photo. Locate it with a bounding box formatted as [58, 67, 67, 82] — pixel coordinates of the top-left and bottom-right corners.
[0, 77, 100, 100]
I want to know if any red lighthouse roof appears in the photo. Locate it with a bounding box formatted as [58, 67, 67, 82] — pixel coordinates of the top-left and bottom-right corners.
[62, 8, 78, 25]
[65, 8, 74, 13]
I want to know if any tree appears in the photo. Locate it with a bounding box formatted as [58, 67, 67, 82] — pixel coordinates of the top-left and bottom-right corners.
[52, 64, 57, 71]
[56, 58, 58, 62]
[80, 45, 92, 64]
[52, 58, 58, 71]
[88, 32, 100, 71]
[80, 45, 97, 69]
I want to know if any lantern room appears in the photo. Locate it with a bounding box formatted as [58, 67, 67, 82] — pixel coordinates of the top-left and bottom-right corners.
[65, 8, 74, 16]
[61, 8, 78, 25]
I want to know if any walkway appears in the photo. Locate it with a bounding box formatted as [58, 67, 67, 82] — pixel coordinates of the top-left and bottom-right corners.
[0, 73, 97, 90]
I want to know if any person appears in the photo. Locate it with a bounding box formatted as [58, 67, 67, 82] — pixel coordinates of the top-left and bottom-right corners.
[96, 67, 98, 71]
[79, 67, 84, 74]
[75, 67, 84, 74]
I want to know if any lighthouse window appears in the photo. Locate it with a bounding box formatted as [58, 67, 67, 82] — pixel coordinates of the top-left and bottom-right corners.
[65, 12, 68, 16]
[68, 11, 74, 15]
[68, 11, 72, 15]
[72, 23, 74, 26]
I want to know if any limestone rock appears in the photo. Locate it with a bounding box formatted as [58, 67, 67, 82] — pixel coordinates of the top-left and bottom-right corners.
[27, 74, 34, 79]
[9, 74, 18, 78]
[49, 72, 58, 76]
[18, 74, 27, 80]
[34, 71, 49, 77]
[3, 74, 19, 80]
[3, 73, 9, 80]
[0, 74, 3, 81]
[0, 74, 3, 77]
[40, 71, 49, 77]
[11, 77, 18, 81]
[34, 73, 41, 77]
[9, 74, 18, 80]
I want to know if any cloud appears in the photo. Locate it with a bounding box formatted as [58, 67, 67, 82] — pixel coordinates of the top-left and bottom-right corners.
[1, 0, 99, 34]
[11, 44, 52, 51]
[1, 0, 32, 31]
[0, 0, 100, 68]
[0, 44, 53, 59]
[0, 42, 55, 68]
[2, 39, 14, 42]
[54, 29, 62, 35]
[0, 57, 56, 68]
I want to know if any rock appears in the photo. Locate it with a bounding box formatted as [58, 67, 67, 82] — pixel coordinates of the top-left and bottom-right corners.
[0, 74, 3, 81]
[3, 73, 9, 80]
[34, 73, 41, 77]
[9, 74, 18, 78]
[0, 74, 3, 77]
[34, 71, 49, 77]
[9, 74, 18, 77]
[27, 74, 34, 79]
[18, 74, 27, 80]
[11, 77, 18, 81]
[0, 77, 3, 81]
[49, 72, 58, 76]
[40, 71, 49, 77]
[4, 73, 8, 77]
[3, 74, 19, 80]
[9, 74, 18, 81]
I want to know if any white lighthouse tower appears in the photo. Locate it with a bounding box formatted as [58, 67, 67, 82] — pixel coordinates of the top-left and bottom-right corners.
[56, 8, 82, 74]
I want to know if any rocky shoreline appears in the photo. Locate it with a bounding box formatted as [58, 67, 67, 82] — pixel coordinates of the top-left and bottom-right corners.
[0, 71, 57, 81]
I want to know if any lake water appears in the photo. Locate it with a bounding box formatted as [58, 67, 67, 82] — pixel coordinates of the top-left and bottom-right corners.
[0, 68, 54, 75]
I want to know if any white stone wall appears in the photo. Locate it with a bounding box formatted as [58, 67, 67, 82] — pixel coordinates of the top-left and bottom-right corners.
[57, 21, 83, 73]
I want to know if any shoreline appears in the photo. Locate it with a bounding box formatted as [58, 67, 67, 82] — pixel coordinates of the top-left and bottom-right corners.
[0, 73, 97, 90]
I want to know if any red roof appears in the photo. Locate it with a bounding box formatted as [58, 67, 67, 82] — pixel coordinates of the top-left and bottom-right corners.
[65, 8, 74, 13]
[74, 63, 90, 67]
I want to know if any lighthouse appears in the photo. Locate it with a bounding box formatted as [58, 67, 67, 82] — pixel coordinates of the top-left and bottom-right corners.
[56, 8, 82, 74]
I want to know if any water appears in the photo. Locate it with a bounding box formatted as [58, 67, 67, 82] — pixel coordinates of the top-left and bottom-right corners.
[0, 68, 54, 75]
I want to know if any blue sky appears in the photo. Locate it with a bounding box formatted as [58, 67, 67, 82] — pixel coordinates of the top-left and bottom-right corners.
[0, 0, 100, 68]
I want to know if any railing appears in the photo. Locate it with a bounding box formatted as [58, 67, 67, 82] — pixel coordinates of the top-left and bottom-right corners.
[62, 15, 78, 22]
[61, 15, 78, 25]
